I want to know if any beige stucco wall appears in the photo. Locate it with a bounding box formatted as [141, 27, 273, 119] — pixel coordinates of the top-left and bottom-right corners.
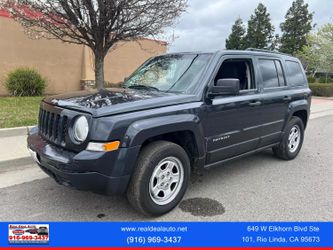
[81, 39, 167, 85]
[104, 40, 166, 84]
[0, 16, 167, 95]
[0, 16, 83, 95]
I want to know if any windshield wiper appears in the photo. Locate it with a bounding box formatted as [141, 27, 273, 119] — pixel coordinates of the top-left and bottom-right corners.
[127, 85, 160, 91]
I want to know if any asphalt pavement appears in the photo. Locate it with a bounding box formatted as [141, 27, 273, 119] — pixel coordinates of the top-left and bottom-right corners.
[0, 112, 332, 221]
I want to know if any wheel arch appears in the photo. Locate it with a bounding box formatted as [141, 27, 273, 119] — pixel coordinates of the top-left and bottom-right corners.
[124, 114, 206, 170]
[287, 99, 310, 129]
[292, 110, 308, 128]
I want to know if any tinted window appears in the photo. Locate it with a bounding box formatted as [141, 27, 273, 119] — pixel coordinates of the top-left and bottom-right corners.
[286, 60, 305, 86]
[275, 60, 286, 86]
[215, 59, 255, 90]
[259, 59, 279, 88]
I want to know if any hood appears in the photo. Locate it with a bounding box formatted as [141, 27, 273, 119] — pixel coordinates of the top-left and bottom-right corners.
[44, 88, 197, 116]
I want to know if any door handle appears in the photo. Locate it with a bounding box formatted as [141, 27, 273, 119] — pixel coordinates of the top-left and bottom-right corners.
[283, 96, 292, 101]
[249, 101, 262, 107]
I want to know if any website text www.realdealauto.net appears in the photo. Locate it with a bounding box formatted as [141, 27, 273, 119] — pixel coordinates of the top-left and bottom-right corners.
[121, 225, 188, 233]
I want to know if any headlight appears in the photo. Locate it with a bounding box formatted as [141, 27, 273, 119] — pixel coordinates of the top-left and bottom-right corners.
[73, 116, 89, 143]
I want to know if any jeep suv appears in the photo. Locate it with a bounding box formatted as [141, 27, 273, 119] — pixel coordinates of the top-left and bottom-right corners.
[27, 49, 311, 216]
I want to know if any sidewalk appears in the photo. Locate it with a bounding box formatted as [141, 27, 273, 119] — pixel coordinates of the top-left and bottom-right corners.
[310, 97, 333, 119]
[1, 96, 333, 165]
[0, 125, 47, 188]
[0, 126, 33, 167]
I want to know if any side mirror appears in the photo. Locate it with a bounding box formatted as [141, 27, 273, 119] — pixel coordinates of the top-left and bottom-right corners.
[208, 78, 240, 97]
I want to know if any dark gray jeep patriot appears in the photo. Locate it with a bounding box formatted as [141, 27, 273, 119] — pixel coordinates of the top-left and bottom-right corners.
[27, 49, 311, 216]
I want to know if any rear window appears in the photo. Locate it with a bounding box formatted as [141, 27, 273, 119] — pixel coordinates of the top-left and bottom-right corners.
[285, 60, 306, 86]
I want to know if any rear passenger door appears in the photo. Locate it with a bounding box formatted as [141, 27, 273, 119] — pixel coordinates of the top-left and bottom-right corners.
[256, 57, 290, 147]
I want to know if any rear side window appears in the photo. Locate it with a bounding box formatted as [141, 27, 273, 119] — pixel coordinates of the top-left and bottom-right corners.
[259, 59, 279, 88]
[285, 60, 306, 86]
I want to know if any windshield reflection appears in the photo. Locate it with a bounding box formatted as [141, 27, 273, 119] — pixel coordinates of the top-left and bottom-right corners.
[123, 54, 212, 93]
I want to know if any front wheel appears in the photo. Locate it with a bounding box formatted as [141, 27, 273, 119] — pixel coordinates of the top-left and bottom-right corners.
[127, 141, 190, 216]
[273, 116, 305, 160]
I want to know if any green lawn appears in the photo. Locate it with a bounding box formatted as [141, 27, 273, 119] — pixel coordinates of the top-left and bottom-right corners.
[0, 96, 44, 128]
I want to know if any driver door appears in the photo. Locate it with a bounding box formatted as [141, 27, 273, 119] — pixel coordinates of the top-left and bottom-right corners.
[202, 55, 265, 167]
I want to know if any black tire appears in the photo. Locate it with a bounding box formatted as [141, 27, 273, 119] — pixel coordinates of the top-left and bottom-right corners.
[273, 116, 304, 160]
[127, 141, 191, 216]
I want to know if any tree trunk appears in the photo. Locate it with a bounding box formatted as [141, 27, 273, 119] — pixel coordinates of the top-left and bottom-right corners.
[312, 68, 317, 78]
[95, 53, 105, 90]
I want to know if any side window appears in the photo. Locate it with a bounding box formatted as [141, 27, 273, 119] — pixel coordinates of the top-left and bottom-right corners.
[259, 59, 279, 88]
[285, 60, 306, 86]
[214, 59, 255, 91]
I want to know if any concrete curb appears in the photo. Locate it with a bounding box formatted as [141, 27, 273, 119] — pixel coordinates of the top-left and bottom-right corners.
[0, 126, 35, 138]
[0, 157, 33, 170]
[313, 96, 333, 100]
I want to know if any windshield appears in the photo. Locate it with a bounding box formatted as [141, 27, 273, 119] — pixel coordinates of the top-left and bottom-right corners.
[123, 54, 211, 93]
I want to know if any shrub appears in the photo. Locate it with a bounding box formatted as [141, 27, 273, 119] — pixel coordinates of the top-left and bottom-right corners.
[318, 76, 333, 84]
[307, 76, 316, 83]
[309, 83, 333, 97]
[318, 77, 325, 83]
[5, 68, 46, 96]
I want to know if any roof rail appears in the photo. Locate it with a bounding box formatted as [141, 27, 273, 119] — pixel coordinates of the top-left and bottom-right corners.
[246, 48, 290, 56]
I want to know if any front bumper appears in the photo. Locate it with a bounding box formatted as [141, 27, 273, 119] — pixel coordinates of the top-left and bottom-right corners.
[27, 128, 140, 195]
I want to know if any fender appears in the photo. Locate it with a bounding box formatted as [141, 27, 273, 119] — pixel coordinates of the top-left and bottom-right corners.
[123, 114, 206, 158]
[284, 99, 310, 130]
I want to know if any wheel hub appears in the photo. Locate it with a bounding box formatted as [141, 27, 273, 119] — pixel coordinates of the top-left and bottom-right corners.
[149, 157, 184, 205]
[288, 125, 301, 153]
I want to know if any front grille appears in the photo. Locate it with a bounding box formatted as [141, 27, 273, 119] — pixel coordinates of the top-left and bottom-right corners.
[39, 108, 68, 146]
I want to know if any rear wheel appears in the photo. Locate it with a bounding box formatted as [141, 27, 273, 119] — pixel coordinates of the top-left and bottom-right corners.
[127, 141, 190, 216]
[273, 116, 304, 160]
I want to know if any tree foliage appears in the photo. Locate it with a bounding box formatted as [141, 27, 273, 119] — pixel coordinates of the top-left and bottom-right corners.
[244, 3, 275, 49]
[225, 18, 246, 50]
[297, 24, 333, 79]
[280, 0, 313, 55]
[5, 0, 187, 90]
[270, 34, 281, 51]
